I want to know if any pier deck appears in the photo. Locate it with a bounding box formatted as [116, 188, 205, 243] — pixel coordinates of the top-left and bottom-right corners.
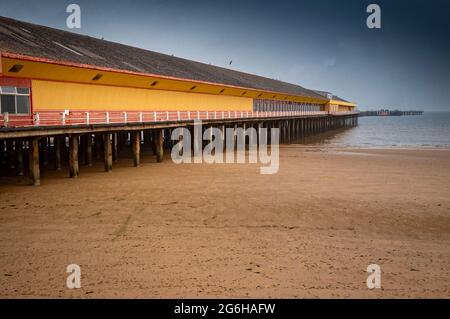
[0, 111, 359, 186]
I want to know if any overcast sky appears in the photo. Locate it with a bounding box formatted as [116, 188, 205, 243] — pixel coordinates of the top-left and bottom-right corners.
[0, 0, 449, 111]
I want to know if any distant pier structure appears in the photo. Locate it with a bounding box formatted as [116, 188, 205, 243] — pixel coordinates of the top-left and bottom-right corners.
[359, 109, 424, 117]
[0, 16, 359, 186]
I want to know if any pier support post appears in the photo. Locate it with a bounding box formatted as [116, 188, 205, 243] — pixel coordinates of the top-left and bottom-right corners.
[150, 131, 157, 155]
[0, 140, 4, 168]
[94, 134, 102, 159]
[85, 134, 93, 167]
[132, 131, 141, 167]
[278, 121, 283, 144]
[28, 138, 40, 186]
[55, 136, 62, 171]
[103, 133, 113, 172]
[79, 135, 86, 165]
[6, 140, 15, 170]
[112, 133, 118, 162]
[300, 119, 304, 138]
[41, 138, 49, 167]
[291, 119, 295, 141]
[69, 135, 79, 178]
[16, 140, 23, 176]
[154, 129, 164, 163]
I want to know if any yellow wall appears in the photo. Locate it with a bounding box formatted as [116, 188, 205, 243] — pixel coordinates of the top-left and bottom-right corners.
[325, 102, 356, 112]
[338, 105, 352, 112]
[325, 103, 339, 112]
[2, 57, 327, 105]
[31, 80, 253, 111]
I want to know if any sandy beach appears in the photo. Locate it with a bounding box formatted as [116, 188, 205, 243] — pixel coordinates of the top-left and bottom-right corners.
[0, 146, 449, 298]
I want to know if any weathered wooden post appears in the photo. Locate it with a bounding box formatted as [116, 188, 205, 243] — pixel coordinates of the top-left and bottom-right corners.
[94, 134, 102, 159]
[112, 133, 118, 162]
[281, 120, 286, 144]
[28, 138, 40, 186]
[69, 135, 79, 178]
[0, 140, 4, 168]
[16, 140, 23, 176]
[291, 120, 295, 140]
[144, 130, 152, 150]
[154, 129, 164, 163]
[42, 138, 49, 167]
[103, 133, 113, 172]
[132, 131, 141, 167]
[150, 131, 157, 155]
[85, 134, 93, 167]
[6, 140, 15, 170]
[55, 136, 62, 171]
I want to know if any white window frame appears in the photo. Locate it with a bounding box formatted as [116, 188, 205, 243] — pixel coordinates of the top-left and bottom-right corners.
[0, 86, 31, 114]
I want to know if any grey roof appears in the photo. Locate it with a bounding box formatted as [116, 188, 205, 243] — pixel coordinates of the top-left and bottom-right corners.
[0, 16, 325, 100]
[313, 90, 350, 103]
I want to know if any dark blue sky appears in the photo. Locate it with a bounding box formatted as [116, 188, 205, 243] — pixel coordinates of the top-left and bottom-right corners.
[1, 0, 449, 110]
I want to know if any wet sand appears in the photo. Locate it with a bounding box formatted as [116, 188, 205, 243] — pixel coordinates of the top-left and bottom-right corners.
[0, 146, 449, 298]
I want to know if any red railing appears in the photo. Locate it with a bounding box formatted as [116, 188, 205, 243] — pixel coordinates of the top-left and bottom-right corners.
[0, 110, 358, 128]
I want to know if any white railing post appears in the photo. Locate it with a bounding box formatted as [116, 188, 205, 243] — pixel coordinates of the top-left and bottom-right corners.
[177, 111, 180, 121]
[85, 112, 90, 125]
[188, 111, 191, 120]
[166, 111, 169, 121]
[197, 111, 200, 120]
[3, 112, 9, 128]
[60, 111, 66, 126]
[139, 112, 143, 122]
[34, 112, 40, 126]
[153, 112, 157, 122]
[105, 112, 110, 124]
[123, 112, 128, 123]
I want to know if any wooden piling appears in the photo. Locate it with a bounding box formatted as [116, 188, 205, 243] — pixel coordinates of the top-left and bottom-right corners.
[69, 135, 79, 178]
[28, 138, 40, 186]
[112, 133, 118, 162]
[16, 140, 23, 176]
[85, 134, 93, 167]
[103, 133, 113, 172]
[132, 131, 141, 167]
[42, 138, 49, 166]
[154, 129, 164, 163]
[55, 136, 62, 170]
[94, 134, 103, 159]
[6, 140, 15, 170]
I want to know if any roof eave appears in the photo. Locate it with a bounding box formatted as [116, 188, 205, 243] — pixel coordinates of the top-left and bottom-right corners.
[1, 51, 327, 103]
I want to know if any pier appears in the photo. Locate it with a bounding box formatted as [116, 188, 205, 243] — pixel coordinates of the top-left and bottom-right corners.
[0, 16, 358, 185]
[359, 110, 424, 116]
[0, 110, 358, 185]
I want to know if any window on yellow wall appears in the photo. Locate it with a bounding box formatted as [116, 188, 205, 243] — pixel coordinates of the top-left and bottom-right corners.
[0, 87, 31, 114]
